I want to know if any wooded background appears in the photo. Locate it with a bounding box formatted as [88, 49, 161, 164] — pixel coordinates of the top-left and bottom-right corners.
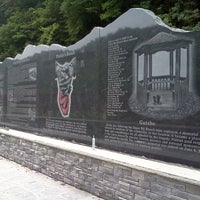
[0, 0, 199, 61]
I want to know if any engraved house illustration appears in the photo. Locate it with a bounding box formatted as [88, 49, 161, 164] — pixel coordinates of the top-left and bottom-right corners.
[130, 32, 199, 118]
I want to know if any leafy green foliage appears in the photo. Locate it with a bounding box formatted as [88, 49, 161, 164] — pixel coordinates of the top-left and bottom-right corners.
[34, 0, 68, 45]
[160, 1, 200, 30]
[100, 0, 121, 22]
[0, 0, 199, 61]
[0, 8, 39, 60]
[60, 0, 102, 43]
[0, 0, 16, 24]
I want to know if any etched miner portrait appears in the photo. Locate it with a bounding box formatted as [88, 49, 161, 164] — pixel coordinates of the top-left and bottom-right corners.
[55, 57, 77, 117]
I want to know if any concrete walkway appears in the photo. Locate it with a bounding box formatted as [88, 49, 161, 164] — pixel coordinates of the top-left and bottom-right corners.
[0, 157, 103, 200]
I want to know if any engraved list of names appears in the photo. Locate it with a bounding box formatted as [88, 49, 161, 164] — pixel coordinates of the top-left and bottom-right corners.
[107, 36, 136, 116]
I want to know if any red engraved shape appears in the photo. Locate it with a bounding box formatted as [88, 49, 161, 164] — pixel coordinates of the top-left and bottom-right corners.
[55, 57, 76, 118]
[58, 90, 70, 116]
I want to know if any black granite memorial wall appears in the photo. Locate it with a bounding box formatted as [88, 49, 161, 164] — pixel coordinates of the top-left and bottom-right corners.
[0, 8, 200, 167]
[0, 62, 5, 123]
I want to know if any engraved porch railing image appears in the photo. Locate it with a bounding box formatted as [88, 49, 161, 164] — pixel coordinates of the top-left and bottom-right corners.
[137, 75, 188, 110]
[148, 75, 174, 91]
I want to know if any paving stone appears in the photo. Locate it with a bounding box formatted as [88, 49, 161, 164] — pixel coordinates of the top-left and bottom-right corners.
[0, 157, 103, 200]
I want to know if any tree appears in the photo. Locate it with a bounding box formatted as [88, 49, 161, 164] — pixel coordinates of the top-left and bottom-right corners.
[0, 0, 200, 61]
[33, 0, 68, 45]
[15, 0, 43, 9]
[60, 0, 102, 43]
[0, 0, 16, 24]
[159, 1, 200, 30]
[100, 0, 135, 23]
[0, 8, 40, 60]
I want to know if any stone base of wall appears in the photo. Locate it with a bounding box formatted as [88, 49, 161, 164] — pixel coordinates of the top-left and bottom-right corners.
[0, 128, 200, 200]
